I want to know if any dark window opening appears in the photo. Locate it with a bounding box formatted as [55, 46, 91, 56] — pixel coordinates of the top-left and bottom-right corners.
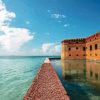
[76, 47, 78, 50]
[90, 45, 92, 50]
[95, 44, 98, 50]
[76, 54, 78, 56]
[83, 54, 85, 56]
[68, 48, 71, 51]
[69, 54, 71, 56]
[83, 47, 86, 51]
[95, 73, 98, 80]
[95, 54, 97, 56]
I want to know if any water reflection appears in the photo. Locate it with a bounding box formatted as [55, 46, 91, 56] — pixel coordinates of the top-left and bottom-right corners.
[86, 61, 100, 89]
[61, 60, 100, 89]
[61, 60, 86, 81]
[51, 60, 100, 100]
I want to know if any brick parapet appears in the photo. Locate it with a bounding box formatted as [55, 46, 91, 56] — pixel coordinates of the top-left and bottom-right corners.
[62, 32, 100, 44]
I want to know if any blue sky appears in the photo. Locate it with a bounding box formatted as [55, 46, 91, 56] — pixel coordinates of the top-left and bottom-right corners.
[0, 0, 100, 55]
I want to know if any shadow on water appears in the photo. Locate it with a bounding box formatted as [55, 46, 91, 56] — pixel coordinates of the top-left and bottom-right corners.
[51, 59, 100, 100]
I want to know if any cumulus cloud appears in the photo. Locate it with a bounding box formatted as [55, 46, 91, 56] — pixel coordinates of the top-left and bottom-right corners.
[47, 10, 50, 13]
[32, 43, 61, 55]
[0, 0, 34, 53]
[0, 26, 34, 52]
[0, 0, 16, 26]
[26, 21, 30, 24]
[42, 43, 54, 52]
[64, 24, 70, 27]
[48, 11, 69, 27]
[32, 48, 38, 53]
[42, 43, 61, 54]
[51, 13, 66, 19]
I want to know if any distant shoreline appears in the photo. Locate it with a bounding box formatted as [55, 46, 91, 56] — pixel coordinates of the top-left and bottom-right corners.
[0, 56, 61, 59]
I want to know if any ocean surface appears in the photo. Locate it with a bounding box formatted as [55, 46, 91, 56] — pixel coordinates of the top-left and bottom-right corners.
[0, 56, 100, 100]
[0, 56, 46, 100]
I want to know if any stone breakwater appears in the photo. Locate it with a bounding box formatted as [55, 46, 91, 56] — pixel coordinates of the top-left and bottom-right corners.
[24, 58, 70, 100]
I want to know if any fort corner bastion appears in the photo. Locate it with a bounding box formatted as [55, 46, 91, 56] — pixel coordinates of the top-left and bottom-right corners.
[61, 32, 100, 61]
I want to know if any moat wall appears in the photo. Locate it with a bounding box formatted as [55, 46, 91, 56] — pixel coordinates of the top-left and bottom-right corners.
[24, 58, 70, 100]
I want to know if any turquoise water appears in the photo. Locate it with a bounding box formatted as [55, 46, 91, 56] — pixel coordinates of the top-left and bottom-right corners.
[0, 56, 45, 100]
[51, 60, 100, 100]
[1, 57, 100, 100]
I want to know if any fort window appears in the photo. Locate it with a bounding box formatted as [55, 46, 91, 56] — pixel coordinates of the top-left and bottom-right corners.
[95, 73, 98, 80]
[95, 44, 98, 50]
[68, 48, 71, 51]
[76, 47, 78, 50]
[69, 54, 71, 56]
[76, 54, 78, 56]
[95, 54, 97, 56]
[83, 47, 86, 51]
[90, 45, 92, 50]
[83, 54, 85, 56]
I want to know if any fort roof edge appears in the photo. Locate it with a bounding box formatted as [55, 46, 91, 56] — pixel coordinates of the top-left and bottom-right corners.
[62, 32, 100, 43]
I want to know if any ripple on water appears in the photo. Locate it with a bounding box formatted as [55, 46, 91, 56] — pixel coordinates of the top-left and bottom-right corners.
[0, 57, 45, 100]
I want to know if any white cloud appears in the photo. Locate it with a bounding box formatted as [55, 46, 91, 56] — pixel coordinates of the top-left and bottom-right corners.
[47, 10, 50, 13]
[26, 21, 30, 24]
[32, 43, 61, 55]
[42, 43, 61, 53]
[64, 24, 70, 27]
[51, 13, 66, 19]
[42, 43, 54, 52]
[0, 0, 16, 26]
[32, 48, 38, 53]
[62, 15, 66, 18]
[0, 0, 34, 54]
[0, 26, 33, 52]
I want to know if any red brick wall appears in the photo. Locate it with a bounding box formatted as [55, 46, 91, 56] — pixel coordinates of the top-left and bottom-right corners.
[61, 32, 100, 60]
[86, 32, 100, 60]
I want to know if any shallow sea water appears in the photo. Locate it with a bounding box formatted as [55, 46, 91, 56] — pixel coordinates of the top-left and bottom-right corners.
[51, 60, 100, 100]
[0, 56, 45, 100]
[0, 57, 100, 100]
